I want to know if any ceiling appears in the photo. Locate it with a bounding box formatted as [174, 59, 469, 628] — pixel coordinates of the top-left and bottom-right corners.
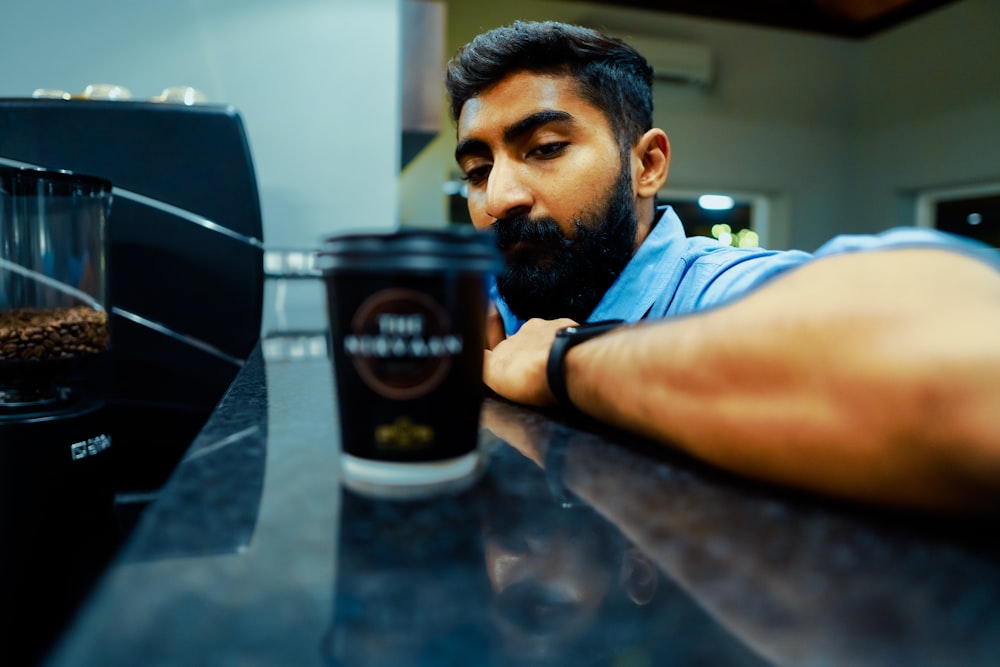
[583, 0, 961, 39]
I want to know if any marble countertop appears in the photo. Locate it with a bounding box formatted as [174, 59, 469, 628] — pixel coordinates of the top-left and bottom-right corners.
[44, 342, 1000, 666]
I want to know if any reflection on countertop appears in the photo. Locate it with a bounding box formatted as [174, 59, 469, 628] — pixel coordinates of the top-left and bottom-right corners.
[43, 343, 1000, 667]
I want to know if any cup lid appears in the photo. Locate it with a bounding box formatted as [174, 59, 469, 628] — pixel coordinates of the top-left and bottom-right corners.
[317, 227, 502, 273]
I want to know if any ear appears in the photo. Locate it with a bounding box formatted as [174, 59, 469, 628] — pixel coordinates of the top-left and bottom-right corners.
[619, 546, 659, 606]
[633, 128, 670, 199]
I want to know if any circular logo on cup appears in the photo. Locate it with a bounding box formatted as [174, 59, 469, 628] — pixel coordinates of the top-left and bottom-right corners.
[344, 288, 463, 400]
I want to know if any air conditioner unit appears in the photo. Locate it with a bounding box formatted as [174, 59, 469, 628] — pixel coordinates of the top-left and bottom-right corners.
[615, 34, 715, 88]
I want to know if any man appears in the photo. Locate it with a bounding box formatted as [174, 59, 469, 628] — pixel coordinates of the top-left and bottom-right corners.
[446, 21, 1000, 512]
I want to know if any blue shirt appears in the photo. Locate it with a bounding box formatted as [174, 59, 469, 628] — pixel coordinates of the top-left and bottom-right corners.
[494, 205, 1000, 335]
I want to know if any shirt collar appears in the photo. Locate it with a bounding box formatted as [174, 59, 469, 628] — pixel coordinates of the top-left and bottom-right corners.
[588, 205, 688, 322]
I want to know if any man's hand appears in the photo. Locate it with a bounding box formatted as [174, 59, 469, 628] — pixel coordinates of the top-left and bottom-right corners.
[483, 317, 578, 406]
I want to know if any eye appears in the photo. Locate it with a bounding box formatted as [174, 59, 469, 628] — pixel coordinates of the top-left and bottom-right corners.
[530, 142, 568, 159]
[461, 165, 491, 186]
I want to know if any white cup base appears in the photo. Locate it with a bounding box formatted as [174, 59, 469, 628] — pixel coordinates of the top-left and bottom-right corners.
[341, 450, 481, 499]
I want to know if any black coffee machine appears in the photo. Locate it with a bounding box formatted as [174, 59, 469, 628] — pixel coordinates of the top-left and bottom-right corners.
[0, 97, 265, 487]
[0, 162, 118, 667]
[0, 98, 265, 666]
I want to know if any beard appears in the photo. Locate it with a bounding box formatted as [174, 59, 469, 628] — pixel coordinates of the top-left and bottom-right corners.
[492, 161, 638, 323]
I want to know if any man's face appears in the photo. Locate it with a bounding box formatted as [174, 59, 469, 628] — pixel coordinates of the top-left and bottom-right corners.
[455, 71, 639, 322]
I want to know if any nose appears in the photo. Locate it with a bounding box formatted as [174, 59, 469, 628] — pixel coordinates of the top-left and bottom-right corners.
[485, 158, 533, 220]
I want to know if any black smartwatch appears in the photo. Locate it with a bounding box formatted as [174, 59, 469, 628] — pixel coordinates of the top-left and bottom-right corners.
[546, 320, 625, 409]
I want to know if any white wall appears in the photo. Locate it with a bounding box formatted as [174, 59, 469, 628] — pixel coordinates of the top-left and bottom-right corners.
[0, 0, 402, 249]
[401, 0, 999, 252]
[850, 0, 1000, 234]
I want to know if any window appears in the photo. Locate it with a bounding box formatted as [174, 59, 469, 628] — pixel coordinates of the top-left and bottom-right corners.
[916, 183, 1000, 249]
[658, 189, 770, 248]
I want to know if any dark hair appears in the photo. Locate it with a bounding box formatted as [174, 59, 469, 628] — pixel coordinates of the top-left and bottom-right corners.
[445, 21, 655, 149]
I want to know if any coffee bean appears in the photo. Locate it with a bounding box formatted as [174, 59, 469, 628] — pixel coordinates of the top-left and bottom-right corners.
[0, 306, 108, 364]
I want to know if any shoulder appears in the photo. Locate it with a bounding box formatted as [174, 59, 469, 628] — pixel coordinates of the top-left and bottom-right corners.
[816, 227, 1000, 272]
[631, 207, 813, 316]
[666, 241, 812, 314]
[818, 226, 997, 255]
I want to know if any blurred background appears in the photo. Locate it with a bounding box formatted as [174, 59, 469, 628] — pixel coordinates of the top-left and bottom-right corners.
[1, 0, 997, 339]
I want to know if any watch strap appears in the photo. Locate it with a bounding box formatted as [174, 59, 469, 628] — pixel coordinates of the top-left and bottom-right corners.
[545, 320, 624, 409]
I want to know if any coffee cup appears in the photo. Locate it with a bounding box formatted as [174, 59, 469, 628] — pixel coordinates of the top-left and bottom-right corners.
[317, 227, 501, 498]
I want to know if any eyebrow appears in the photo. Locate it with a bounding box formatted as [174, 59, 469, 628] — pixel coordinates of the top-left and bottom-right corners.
[454, 109, 575, 164]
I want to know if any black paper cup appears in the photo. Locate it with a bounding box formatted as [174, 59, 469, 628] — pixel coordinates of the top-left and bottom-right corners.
[318, 227, 501, 498]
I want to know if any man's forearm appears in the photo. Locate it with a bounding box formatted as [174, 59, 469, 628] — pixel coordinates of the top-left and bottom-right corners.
[566, 249, 1000, 511]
